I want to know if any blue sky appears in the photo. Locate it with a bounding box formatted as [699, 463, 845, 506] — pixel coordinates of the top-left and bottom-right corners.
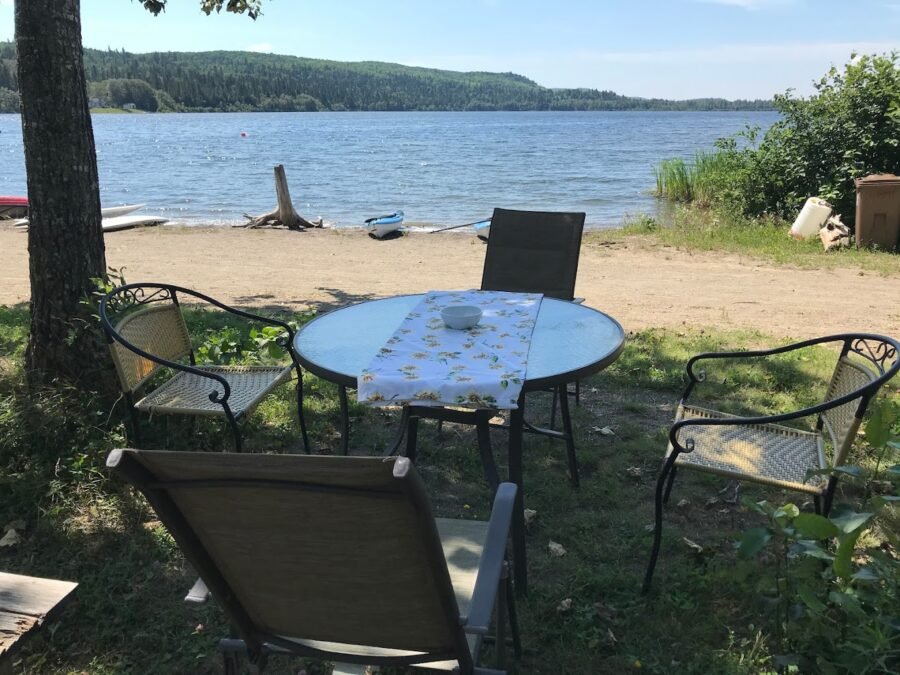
[1, 0, 898, 99]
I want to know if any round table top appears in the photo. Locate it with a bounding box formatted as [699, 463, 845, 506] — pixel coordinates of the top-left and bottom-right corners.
[293, 294, 625, 391]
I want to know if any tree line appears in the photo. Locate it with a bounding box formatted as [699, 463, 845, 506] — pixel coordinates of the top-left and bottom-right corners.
[0, 42, 773, 114]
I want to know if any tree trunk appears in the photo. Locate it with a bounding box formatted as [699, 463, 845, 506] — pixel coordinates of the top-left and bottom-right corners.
[245, 165, 320, 229]
[16, 0, 111, 389]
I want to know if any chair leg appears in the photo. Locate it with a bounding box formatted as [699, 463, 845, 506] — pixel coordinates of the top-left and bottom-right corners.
[574, 379, 581, 406]
[382, 406, 411, 457]
[224, 407, 242, 453]
[405, 414, 420, 464]
[496, 564, 507, 669]
[505, 562, 522, 659]
[338, 385, 350, 456]
[126, 396, 142, 448]
[476, 413, 500, 491]
[643, 455, 677, 594]
[549, 387, 559, 430]
[557, 384, 579, 488]
[662, 466, 678, 504]
[823, 477, 838, 516]
[295, 370, 310, 454]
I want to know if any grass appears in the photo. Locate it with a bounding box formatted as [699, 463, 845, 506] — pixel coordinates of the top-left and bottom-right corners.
[1, 305, 898, 673]
[611, 205, 900, 276]
[90, 108, 146, 114]
[654, 152, 736, 207]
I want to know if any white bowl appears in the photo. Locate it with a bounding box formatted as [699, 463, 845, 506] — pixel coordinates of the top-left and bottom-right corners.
[441, 305, 483, 330]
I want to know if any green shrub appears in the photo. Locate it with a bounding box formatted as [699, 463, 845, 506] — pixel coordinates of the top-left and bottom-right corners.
[656, 53, 900, 226]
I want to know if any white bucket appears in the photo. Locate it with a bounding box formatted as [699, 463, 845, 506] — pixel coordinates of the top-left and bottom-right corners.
[790, 197, 832, 240]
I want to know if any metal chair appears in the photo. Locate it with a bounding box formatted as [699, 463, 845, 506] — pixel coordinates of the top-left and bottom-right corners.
[100, 283, 309, 453]
[480, 207, 585, 302]
[480, 207, 587, 485]
[643, 333, 900, 593]
[107, 449, 520, 674]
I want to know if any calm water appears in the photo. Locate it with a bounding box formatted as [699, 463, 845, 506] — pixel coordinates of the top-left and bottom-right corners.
[0, 111, 777, 229]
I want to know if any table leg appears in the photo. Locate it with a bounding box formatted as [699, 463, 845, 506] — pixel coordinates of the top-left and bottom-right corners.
[338, 385, 350, 456]
[508, 394, 527, 595]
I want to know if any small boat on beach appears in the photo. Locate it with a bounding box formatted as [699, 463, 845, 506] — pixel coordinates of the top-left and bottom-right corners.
[101, 214, 168, 232]
[473, 219, 491, 240]
[0, 196, 29, 220]
[364, 210, 404, 239]
[13, 208, 167, 232]
[8, 203, 147, 227]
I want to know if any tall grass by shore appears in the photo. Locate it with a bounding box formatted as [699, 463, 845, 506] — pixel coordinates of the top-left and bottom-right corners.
[654, 151, 735, 206]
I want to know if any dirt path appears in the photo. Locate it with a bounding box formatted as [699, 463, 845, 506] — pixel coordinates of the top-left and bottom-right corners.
[1, 226, 898, 339]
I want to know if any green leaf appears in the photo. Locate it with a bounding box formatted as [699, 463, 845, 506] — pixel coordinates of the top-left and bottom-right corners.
[798, 585, 827, 613]
[791, 539, 834, 560]
[738, 527, 772, 558]
[831, 511, 874, 534]
[774, 503, 800, 526]
[834, 528, 865, 580]
[832, 465, 864, 478]
[866, 400, 896, 448]
[852, 566, 881, 583]
[793, 513, 841, 539]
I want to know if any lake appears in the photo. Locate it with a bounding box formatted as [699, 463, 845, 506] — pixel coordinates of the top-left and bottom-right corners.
[0, 111, 777, 229]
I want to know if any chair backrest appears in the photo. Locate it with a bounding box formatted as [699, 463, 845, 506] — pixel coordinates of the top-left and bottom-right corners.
[820, 336, 899, 465]
[107, 450, 473, 670]
[480, 208, 585, 300]
[107, 303, 192, 393]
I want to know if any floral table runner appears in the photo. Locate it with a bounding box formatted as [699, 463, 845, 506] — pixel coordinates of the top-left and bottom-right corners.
[357, 290, 543, 409]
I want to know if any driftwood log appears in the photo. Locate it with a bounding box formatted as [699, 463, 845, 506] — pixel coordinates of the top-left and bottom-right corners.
[241, 164, 322, 230]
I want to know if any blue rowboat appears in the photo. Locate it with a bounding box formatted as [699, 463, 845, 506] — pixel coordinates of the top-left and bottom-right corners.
[364, 210, 404, 239]
[473, 219, 491, 240]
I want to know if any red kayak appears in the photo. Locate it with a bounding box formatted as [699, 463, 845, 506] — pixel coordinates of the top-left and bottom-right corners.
[0, 196, 29, 220]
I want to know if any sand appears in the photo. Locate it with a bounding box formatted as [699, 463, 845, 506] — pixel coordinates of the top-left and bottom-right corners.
[1, 225, 898, 339]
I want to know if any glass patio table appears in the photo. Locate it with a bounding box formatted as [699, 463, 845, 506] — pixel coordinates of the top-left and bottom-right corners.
[293, 293, 625, 593]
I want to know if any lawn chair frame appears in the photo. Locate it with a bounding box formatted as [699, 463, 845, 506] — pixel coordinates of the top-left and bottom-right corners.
[100, 282, 309, 452]
[643, 332, 899, 592]
[107, 449, 519, 674]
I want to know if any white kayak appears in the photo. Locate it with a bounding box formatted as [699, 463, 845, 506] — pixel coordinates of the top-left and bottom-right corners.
[102, 203, 145, 219]
[364, 210, 404, 239]
[101, 215, 168, 232]
[11, 203, 147, 229]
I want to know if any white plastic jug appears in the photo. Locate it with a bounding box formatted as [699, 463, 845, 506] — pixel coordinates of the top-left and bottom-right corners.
[790, 197, 832, 240]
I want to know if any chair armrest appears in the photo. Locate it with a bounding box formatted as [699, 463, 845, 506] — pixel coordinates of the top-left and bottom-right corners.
[464, 482, 517, 635]
[683, 335, 854, 385]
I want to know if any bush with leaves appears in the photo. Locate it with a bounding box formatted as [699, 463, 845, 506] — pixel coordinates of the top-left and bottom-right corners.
[657, 53, 900, 227]
[738, 398, 900, 673]
[741, 53, 900, 223]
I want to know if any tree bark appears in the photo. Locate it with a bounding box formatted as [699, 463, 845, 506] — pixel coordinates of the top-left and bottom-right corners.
[244, 165, 320, 229]
[16, 0, 111, 389]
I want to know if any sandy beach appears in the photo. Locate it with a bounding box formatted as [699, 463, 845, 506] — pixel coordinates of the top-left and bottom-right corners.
[1, 225, 898, 339]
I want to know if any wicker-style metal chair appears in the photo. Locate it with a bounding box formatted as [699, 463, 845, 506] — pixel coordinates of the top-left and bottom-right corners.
[100, 283, 309, 453]
[481, 207, 587, 485]
[643, 333, 900, 592]
[107, 449, 520, 675]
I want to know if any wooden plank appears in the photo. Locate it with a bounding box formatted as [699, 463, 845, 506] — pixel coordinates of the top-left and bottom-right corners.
[0, 611, 39, 654]
[0, 572, 77, 662]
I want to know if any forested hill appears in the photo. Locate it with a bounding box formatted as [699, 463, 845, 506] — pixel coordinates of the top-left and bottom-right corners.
[0, 43, 773, 113]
